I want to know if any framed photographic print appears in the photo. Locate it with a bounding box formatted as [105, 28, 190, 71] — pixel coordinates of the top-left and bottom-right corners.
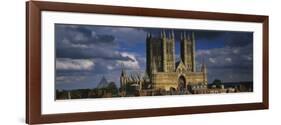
[26, 1, 269, 124]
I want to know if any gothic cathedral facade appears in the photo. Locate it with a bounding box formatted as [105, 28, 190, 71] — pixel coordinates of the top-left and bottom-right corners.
[120, 31, 208, 92]
[146, 31, 207, 91]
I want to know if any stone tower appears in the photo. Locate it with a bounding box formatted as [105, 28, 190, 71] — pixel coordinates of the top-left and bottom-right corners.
[180, 32, 196, 72]
[120, 64, 127, 91]
[146, 31, 175, 76]
[125, 31, 209, 91]
[201, 58, 208, 84]
[161, 30, 175, 72]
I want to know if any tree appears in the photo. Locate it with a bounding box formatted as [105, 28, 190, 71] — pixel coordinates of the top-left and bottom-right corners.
[212, 79, 222, 88]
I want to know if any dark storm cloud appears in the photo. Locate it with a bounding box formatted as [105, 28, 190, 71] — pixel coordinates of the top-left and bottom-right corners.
[56, 47, 134, 61]
[224, 32, 253, 47]
[84, 26, 147, 44]
[55, 24, 145, 89]
[55, 24, 253, 90]
[75, 26, 92, 37]
[196, 43, 253, 82]
[55, 24, 136, 62]
[195, 31, 253, 48]
[55, 24, 116, 47]
[142, 28, 252, 48]
[97, 35, 115, 43]
[140, 28, 224, 41]
[193, 30, 224, 40]
[55, 24, 145, 70]
[66, 33, 115, 46]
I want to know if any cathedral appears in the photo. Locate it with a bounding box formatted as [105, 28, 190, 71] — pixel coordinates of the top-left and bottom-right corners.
[120, 31, 207, 93]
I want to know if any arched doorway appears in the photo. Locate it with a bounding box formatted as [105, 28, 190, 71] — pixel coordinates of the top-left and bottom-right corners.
[178, 75, 186, 94]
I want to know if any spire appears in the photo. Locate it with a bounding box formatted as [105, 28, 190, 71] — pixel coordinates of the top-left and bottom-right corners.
[192, 32, 196, 72]
[172, 30, 175, 39]
[201, 56, 207, 73]
[187, 33, 191, 40]
[163, 30, 166, 38]
[147, 32, 151, 38]
[192, 32, 195, 41]
[121, 63, 126, 76]
[130, 74, 135, 81]
[201, 56, 204, 72]
[201, 55, 208, 84]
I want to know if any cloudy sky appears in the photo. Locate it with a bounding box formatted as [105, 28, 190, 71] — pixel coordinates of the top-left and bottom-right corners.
[55, 24, 253, 90]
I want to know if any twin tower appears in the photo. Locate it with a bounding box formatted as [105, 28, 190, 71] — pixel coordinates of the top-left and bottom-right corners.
[120, 30, 206, 91]
[146, 31, 196, 76]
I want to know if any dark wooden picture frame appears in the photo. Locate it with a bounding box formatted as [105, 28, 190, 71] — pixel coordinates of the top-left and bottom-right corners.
[26, 1, 269, 124]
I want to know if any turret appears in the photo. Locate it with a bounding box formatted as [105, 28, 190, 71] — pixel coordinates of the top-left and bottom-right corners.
[162, 30, 167, 72]
[172, 30, 175, 71]
[192, 32, 196, 72]
[121, 67, 126, 77]
[201, 60, 207, 73]
[120, 63, 127, 91]
[201, 57, 208, 84]
[147, 32, 151, 39]
[172, 30, 175, 39]
[160, 30, 167, 39]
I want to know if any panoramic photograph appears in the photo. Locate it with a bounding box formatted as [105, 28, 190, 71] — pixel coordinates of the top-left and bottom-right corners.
[55, 24, 253, 100]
